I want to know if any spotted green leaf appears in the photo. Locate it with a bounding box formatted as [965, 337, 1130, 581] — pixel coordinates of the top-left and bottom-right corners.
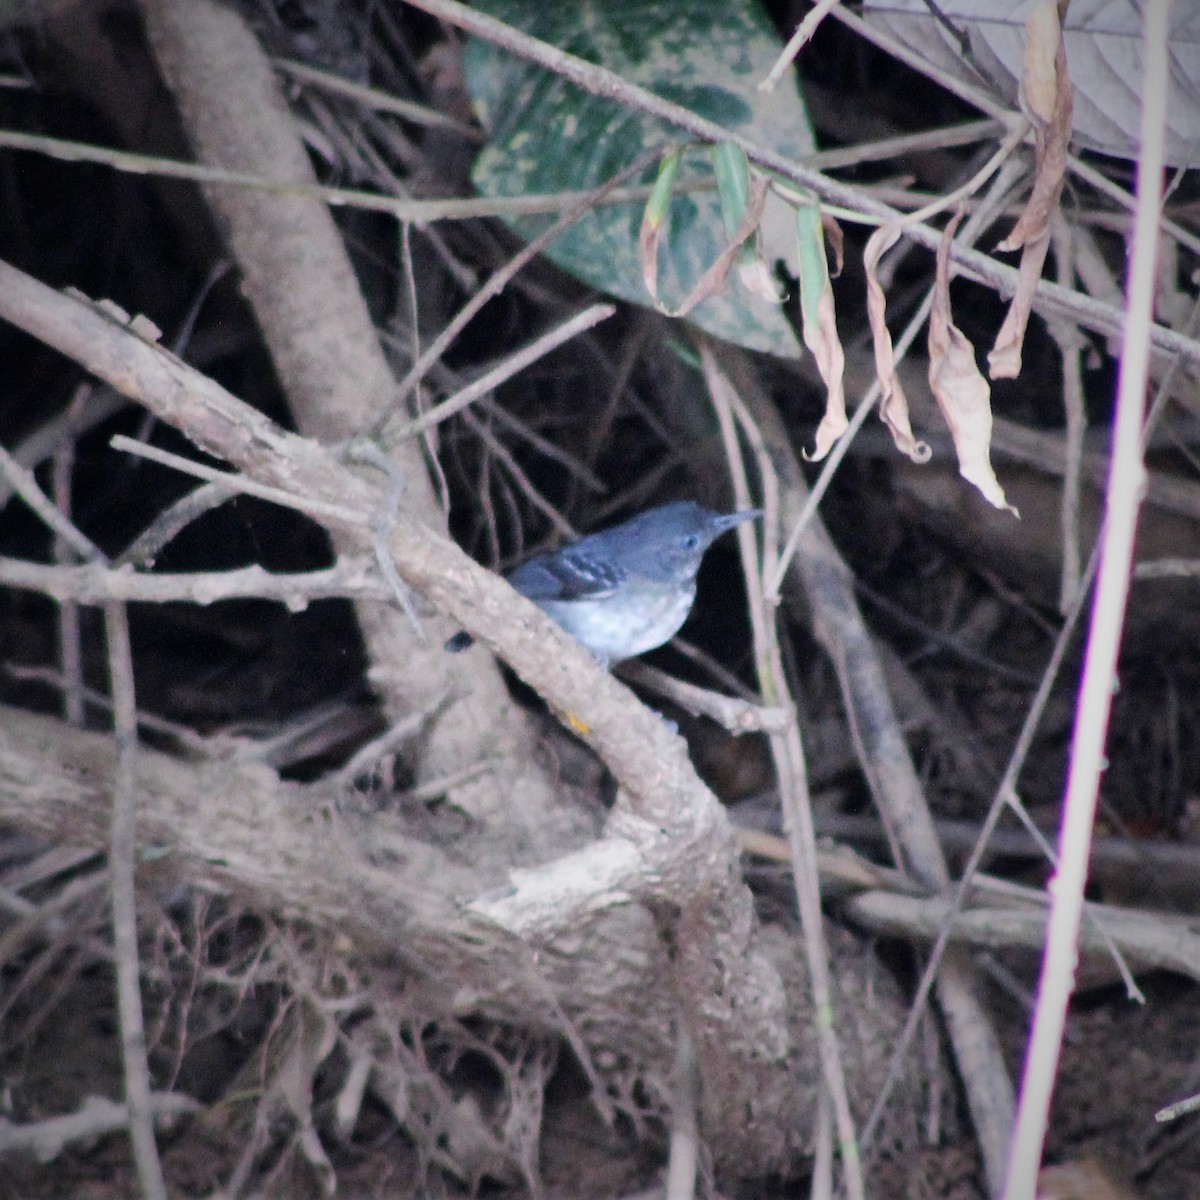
[464, 0, 815, 357]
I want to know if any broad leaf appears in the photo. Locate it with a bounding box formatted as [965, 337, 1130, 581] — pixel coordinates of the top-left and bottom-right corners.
[464, 0, 816, 357]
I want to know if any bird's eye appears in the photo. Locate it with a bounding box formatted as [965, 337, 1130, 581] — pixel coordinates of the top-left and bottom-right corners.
[681, 533, 701, 550]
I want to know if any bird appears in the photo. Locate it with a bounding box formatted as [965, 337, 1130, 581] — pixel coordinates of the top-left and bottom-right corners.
[447, 501, 762, 668]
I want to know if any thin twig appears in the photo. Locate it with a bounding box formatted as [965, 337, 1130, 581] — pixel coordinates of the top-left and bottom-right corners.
[1003, 4, 1174, 1193]
[52, 385, 89, 726]
[104, 598, 169, 1200]
[0, 440, 102, 561]
[110, 435, 362, 525]
[273, 56, 481, 139]
[701, 344, 865, 1200]
[370, 149, 662, 436]
[758, 0, 844, 94]
[0, 555, 391, 606]
[664, 1023, 700, 1200]
[390, 302, 616, 440]
[0, 1094, 199, 1160]
[617, 661, 792, 734]
[0, 129, 668, 224]
[1048, 217, 1087, 612]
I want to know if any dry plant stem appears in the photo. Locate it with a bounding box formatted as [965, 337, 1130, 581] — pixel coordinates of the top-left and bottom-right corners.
[0, 387, 125, 510]
[846, 889, 1200, 982]
[617, 661, 791, 734]
[664, 1024, 700, 1200]
[1003, 4, 1173, 1195]
[722, 352, 1014, 1194]
[0, 121, 1003, 219]
[758, 0, 843, 93]
[0, 260, 812, 1172]
[700, 345, 865, 1200]
[117, 479, 237, 567]
[811, 1090, 833, 1200]
[272, 56, 481, 139]
[0, 128, 683, 223]
[398, 0, 1200, 372]
[393, 302, 617, 440]
[135, 0, 572, 852]
[103, 601, 168, 1200]
[0, 1095, 200, 1160]
[52, 399, 84, 726]
[1050, 217, 1086, 612]
[1068, 153, 1200, 260]
[0, 441, 101, 561]
[375, 149, 661, 436]
[809, 118, 1005, 171]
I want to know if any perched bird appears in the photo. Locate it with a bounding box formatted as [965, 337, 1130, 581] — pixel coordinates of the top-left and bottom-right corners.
[447, 501, 762, 668]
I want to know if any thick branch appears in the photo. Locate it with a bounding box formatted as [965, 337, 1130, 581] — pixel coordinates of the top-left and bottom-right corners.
[134, 0, 573, 856]
[0, 261, 843, 1171]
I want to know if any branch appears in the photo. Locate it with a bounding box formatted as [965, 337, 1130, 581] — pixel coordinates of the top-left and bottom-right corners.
[0, 261, 828, 1171]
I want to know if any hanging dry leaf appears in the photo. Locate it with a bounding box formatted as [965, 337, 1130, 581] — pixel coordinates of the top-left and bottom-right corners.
[1020, 0, 1062, 124]
[989, 0, 1074, 379]
[639, 147, 684, 307]
[932, 215, 1018, 515]
[797, 204, 847, 460]
[864, 222, 930, 463]
[821, 212, 845, 277]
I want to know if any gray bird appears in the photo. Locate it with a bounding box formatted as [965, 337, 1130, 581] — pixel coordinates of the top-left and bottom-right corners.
[448, 500, 762, 668]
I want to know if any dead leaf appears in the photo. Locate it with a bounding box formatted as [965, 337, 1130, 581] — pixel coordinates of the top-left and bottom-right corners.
[638, 147, 683, 306]
[822, 212, 845, 277]
[1020, 0, 1062, 125]
[931, 214, 1018, 515]
[797, 204, 847, 460]
[990, 0, 1074, 378]
[864, 222, 930, 463]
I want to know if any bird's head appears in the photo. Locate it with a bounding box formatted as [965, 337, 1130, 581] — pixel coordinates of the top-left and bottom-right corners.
[622, 501, 762, 582]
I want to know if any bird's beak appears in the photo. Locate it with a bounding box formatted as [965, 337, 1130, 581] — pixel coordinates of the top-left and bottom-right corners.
[714, 508, 763, 532]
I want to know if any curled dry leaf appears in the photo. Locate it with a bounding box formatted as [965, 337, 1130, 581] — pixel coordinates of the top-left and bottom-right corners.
[989, 0, 1074, 379]
[796, 203, 847, 460]
[931, 214, 1018, 515]
[639, 147, 684, 307]
[1019, 0, 1062, 125]
[864, 222, 930, 463]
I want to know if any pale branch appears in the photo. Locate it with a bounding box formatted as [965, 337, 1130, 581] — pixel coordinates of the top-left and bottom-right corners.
[0, 556, 392, 607]
[0, 259, 821, 1169]
[0, 1095, 200, 1161]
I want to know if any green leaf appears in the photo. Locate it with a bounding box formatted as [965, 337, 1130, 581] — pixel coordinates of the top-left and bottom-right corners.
[465, 0, 815, 358]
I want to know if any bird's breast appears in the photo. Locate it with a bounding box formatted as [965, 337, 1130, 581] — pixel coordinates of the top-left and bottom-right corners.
[536, 580, 697, 665]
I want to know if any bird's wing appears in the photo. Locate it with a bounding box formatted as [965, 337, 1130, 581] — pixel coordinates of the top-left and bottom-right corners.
[507, 546, 623, 602]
